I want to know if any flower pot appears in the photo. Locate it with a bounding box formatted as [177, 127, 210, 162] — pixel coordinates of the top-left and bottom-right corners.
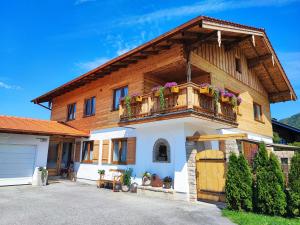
[122, 185, 130, 192]
[32, 167, 48, 186]
[154, 91, 160, 97]
[171, 86, 179, 93]
[163, 182, 172, 189]
[221, 96, 229, 103]
[199, 86, 209, 94]
[142, 176, 151, 186]
[135, 96, 143, 102]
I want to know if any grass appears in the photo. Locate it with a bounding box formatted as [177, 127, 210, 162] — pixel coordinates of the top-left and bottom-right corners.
[222, 209, 300, 225]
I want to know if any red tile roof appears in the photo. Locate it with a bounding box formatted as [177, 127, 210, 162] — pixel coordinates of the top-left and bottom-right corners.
[0, 115, 88, 137]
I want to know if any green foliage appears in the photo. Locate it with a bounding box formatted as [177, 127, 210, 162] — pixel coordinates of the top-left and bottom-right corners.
[288, 152, 300, 216]
[212, 88, 220, 104]
[222, 209, 300, 225]
[225, 153, 252, 211]
[253, 143, 286, 216]
[98, 169, 105, 175]
[289, 142, 300, 147]
[123, 168, 133, 186]
[38, 167, 48, 183]
[124, 95, 131, 117]
[273, 132, 282, 144]
[159, 86, 166, 110]
[280, 113, 300, 129]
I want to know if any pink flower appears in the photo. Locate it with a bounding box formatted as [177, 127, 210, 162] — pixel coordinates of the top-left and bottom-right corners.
[151, 86, 162, 92]
[164, 82, 178, 88]
[200, 83, 210, 88]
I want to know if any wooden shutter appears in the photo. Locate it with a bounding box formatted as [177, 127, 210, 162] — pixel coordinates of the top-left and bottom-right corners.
[102, 140, 110, 164]
[92, 140, 100, 164]
[74, 141, 81, 162]
[127, 137, 136, 165]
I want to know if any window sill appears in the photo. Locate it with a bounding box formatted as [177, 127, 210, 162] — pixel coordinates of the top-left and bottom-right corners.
[83, 114, 95, 118]
[254, 119, 265, 124]
[66, 118, 76, 122]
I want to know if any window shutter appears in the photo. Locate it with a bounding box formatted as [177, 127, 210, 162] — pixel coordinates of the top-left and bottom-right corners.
[127, 137, 136, 165]
[74, 141, 81, 162]
[93, 140, 100, 164]
[102, 140, 110, 164]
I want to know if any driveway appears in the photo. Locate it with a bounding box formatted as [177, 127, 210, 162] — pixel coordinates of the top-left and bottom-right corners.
[0, 180, 234, 225]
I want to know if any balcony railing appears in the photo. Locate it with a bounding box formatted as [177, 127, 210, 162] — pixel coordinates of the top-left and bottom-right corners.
[119, 82, 237, 125]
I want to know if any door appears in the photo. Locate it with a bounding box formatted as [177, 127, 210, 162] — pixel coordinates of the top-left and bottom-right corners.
[61, 142, 73, 169]
[47, 142, 61, 176]
[242, 142, 258, 167]
[196, 150, 226, 202]
[0, 144, 37, 186]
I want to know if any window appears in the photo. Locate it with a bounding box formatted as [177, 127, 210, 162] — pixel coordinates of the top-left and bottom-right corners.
[253, 102, 263, 122]
[84, 97, 96, 117]
[67, 103, 76, 121]
[113, 86, 128, 111]
[81, 141, 94, 163]
[112, 139, 128, 164]
[235, 57, 242, 73]
[153, 139, 170, 163]
[281, 158, 288, 165]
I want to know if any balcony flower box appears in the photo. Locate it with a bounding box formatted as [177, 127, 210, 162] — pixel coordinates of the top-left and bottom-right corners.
[199, 83, 213, 97]
[135, 96, 143, 102]
[131, 93, 143, 103]
[164, 82, 179, 94]
[152, 86, 163, 97]
[221, 96, 230, 103]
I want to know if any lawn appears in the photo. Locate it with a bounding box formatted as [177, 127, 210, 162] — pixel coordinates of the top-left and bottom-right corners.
[222, 209, 300, 225]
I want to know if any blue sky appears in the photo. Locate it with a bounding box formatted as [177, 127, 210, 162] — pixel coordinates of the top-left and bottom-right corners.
[0, 0, 299, 120]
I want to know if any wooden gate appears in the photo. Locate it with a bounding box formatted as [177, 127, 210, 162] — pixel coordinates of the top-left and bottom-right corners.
[196, 150, 226, 202]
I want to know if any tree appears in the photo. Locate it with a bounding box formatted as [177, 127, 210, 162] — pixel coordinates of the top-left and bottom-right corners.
[225, 153, 253, 211]
[273, 132, 282, 144]
[253, 142, 286, 216]
[237, 154, 253, 211]
[225, 153, 240, 210]
[288, 152, 300, 216]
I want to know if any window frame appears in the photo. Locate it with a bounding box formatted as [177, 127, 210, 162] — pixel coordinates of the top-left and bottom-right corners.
[253, 102, 263, 122]
[81, 141, 94, 164]
[67, 103, 76, 121]
[111, 138, 128, 165]
[83, 96, 96, 117]
[235, 57, 242, 74]
[113, 86, 128, 111]
[153, 138, 171, 163]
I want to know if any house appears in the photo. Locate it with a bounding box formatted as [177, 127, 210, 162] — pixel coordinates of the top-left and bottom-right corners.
[272, 118, 300, 144]
[3, 16, 293, 200]
[0, 116, 87, 186]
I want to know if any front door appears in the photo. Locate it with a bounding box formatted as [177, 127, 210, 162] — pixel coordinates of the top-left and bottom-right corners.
[47, 140, 74, 176]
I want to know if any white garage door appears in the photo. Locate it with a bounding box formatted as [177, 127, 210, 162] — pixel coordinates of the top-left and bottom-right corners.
[0, 144, 37, 186]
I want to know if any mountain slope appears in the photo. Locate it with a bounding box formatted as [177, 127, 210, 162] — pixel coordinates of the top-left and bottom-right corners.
[280, 113, 300, 129]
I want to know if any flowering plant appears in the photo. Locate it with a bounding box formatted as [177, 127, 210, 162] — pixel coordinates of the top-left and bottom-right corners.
[199, 83, 210, 88]
[237, 97, 242, 105]
[164, 82, 178, 88]
[131, 93, 140, 97]
[151, 86, 162, 92]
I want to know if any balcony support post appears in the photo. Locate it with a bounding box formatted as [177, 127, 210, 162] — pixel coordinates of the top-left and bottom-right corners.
[187, 85, 194, 110]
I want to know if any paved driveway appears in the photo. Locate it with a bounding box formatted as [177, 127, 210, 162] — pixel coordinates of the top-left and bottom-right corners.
[0, 181, 234, 225]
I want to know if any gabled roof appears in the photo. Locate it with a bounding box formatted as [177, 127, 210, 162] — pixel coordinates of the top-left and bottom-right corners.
[272, 119, 300, 134]
[32, 16, 297, 104]
[0, 115, 88, 137]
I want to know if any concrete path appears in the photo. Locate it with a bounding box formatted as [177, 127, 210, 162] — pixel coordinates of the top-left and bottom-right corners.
[0, 181, 234, 225]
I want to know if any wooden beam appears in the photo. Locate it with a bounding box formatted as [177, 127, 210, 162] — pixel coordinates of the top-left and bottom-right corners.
[186, 133, 248, 142]
[269, 91, 292, 102]
[224, 35, 252, 52]
[153, 45, 171, 50]
[130, 55, 147, 60]
[122, 59, 138, 64]
[247, 53, 272, 69]
[140, 50, 159, 55]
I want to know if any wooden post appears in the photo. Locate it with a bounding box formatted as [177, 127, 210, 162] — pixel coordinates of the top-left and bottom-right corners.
[187, 85, 194, 109]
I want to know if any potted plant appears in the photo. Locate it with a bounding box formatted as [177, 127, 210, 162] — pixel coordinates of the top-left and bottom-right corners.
[122, 95, 131, 117]
[220, 90, 230, 103]
[151, 174, 163, 187]
[98, 169, 105, 178]
[164, 82, 179, 94]
[163, 176, 172, 189]
[142, 171, 152, 186]
[199, 83, 211, 95]
[37, 167, 48, 186]
[131, 93, 143, 103]
[152, 86, 162, 97]
[237, 96, 242, 106]
[122, 168, 133, 192]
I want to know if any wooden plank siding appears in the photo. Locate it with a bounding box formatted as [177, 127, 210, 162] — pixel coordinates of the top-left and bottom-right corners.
[51, 45, 184, 132]
[191, 43, 273, 137]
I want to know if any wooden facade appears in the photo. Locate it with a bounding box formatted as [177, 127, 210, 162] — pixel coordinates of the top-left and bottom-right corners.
[31, 16, 296, 139]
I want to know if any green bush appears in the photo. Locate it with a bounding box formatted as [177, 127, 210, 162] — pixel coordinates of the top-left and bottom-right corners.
[225, 153, 252, 211]
[253, 143, 286, 216]
[288, 152, 300, 216]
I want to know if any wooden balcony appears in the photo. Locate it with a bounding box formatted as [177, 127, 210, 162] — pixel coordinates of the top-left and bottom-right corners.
[119, 83, 237, 126]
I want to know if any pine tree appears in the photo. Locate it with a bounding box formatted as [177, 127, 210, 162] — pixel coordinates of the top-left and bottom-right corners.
[225, 153, 241, 210]
[288, 152, 300, 216]
[237, 154, 253, 211]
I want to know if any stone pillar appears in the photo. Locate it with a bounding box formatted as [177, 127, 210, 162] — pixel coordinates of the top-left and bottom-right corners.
[186, 141, 197, 202]
[224, 139, 239, 161]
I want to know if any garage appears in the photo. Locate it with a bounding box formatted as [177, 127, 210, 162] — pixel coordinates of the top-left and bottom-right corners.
[0, 144, 37, 186]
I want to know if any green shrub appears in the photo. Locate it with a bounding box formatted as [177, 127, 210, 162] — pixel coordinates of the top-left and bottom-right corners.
[237, 154, 253, 211]
[225, 153, 240, 210]
[288, 152, 300, 216]
[253, 143, 286, 216]
[225, 153, 253, 211]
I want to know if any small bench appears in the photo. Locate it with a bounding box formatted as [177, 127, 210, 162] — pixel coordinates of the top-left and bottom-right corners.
[97, 169, 124, 192]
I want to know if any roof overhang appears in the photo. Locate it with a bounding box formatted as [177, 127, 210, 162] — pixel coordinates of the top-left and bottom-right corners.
[32, 16, 297, 104]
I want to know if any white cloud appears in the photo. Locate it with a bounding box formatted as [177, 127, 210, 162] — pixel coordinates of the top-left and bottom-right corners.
[0, 81, 21, 90]
[74, 0, 95, 6]
[121, 0, 300, 25]
[76, 57, 110, 71]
